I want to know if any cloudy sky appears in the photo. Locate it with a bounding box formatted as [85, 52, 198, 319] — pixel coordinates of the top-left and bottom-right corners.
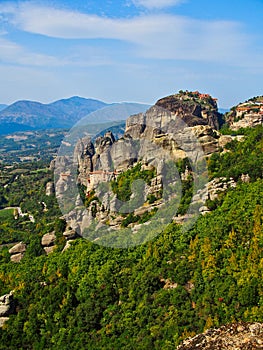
[0, 0, 262, 108]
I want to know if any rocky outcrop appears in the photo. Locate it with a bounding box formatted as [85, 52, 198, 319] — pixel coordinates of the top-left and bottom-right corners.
[0, 292, 15, 317]
[75, 137, 95, 184]
[173, 176, 237, 223]
[225, 96, 263, 130]
[66, 93, 222, 187]
[41, 232, 56, 255]
[218, 135, 244, 149]
[43, 246, 56, 255]
[124, 104, 220, 162]
[0, 292, 15, 327]
[191, 125, 219, 155]
[176, 322, 263, 350]
[8, 242, 26, 254]
[41, 232, 56, 247]
[63, 228, 79, 240]
[155, 91, 221, 130]
[198, 177, 236, 202]
[8, 242, 26, 262]
[46, 181, 55, 196]
[229, 113, 263, 130]
[190, 177, 237, 216]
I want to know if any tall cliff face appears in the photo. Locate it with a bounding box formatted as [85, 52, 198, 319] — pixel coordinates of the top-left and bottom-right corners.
[155, 91, 221, 130]
[124, 92, 221, 161]
[125, 91, 221, 142]
[77, 92, 221, 187]
[66, 92, 222, 234]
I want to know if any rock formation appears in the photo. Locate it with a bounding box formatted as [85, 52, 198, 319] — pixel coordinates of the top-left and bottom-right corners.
[155, 91, 221, 130]
[41, 232, 56, 255]
[55, 91, 226, 235]
[45, 181, 55, 196]
[0, 292, 15, 327]
[8, 242, 26, 262]
[58, 90, 263, 240]
[225, 96, 263, 130]
[176, 322, 263, 350]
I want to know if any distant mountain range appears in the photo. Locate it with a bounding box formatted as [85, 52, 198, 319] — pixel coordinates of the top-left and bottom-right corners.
[0, 97, 151, 135]
[0, 104, 8, 112]
[0, 97, 109, 134]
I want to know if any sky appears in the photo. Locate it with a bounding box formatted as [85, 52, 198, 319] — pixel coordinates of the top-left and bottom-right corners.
[0, 0, 262, 108]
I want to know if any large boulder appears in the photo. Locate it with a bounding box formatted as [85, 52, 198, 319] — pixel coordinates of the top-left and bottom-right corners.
[43, 246, 56, 255]
[8, 242, 26, 255]
[10, 253, 24, 263]
[8, 242, 26, 261]
[41, 232, 56, 247]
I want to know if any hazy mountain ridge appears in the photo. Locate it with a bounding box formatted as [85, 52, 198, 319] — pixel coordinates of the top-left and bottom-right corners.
[0, 97, 151, 135]
[0, 104, 8, 112]
[0, 96, 108, 133]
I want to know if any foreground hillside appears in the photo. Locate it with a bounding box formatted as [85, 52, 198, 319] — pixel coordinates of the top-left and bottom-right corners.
[0, 92, 262, 349]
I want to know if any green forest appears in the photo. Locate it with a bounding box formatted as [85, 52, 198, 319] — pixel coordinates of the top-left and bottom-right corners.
[0, 126, 262, 349]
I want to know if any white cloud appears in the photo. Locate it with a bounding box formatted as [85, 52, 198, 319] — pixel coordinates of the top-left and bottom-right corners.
[0, 37, 63, 66]
[0, 36, 112, 68]
[131, 0, 184, 9]
[0, 2, 249, 65]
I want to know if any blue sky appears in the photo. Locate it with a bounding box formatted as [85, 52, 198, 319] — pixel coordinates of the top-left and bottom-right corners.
[0, 0, 262, 108]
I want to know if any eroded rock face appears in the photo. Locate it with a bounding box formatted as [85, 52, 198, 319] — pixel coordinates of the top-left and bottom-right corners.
[155, 93, 220, 130]
[229, 114, 263, 130]
[75, 137, 95, 184]
[124, 105, 220, 162]
[225, 96, 263, 130]
[190, 125, 219, 155]
[55, 91, 223, 235]
[176, 322, 263, 350]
